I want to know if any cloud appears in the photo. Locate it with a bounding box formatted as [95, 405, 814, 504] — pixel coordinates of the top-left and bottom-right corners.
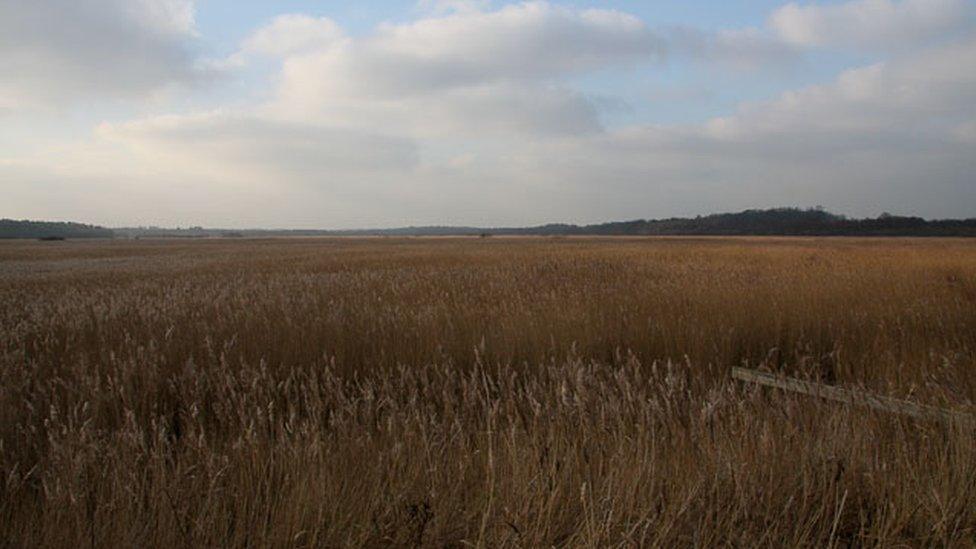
[241, 2, 811, 139]
[539, 35, 976, 219]
[362, 2, 660, 84]
[1, 111, 422, 228]
[702, 36, 976, 147]
[416, 0, 492, 15]
[0, 0, 206, 109]
[15, 34, 974, 226]
[666, 26, 800, 71]
[4, 1, 975, 228]
[253, 2, 664, 137]
[241, 15, 347, 58]
[770, 0, 973, 50]
[954, 120, 976, 144]
[97, 112, 420, 180]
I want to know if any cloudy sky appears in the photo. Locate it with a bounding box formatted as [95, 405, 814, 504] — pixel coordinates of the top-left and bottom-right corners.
[1, 0, 974, 228]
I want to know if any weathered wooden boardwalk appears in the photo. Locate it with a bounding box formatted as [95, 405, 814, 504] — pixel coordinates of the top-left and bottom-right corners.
[733, 367, 973, 424]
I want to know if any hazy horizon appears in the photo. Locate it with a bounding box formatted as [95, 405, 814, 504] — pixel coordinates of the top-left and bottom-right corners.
[2, 0, 975, 229]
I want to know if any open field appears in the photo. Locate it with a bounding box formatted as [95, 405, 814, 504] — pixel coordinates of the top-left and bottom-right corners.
[2, 236, 976, 546]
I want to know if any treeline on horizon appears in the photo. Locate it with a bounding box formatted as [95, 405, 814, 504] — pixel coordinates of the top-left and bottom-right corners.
[0, 219, 115, 240]
[3, 208, 976, 239]
[513, 208, 976, 237]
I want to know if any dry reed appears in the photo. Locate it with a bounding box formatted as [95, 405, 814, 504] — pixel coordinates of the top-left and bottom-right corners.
[1, 236, 975, 547]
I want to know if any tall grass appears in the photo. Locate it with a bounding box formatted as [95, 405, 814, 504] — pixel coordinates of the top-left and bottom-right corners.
[1, 236, 975, 546]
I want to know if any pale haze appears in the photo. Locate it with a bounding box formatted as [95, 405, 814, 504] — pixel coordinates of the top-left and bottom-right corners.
[1, 0, 975, 229]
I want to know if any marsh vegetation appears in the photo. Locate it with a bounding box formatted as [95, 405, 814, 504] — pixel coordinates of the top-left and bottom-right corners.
[1, 236, 975, 546]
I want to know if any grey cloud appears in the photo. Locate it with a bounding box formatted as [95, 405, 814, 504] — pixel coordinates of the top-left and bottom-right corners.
[274, 80, 602, 138]
[665, 27, 801, 71]
[769, 0, 973, 50]
[100, 112, 420, 177]
[0, 0, 207, 108]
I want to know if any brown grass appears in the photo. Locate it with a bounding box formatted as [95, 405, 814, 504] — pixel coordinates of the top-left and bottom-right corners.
[1, 236, 975, 547]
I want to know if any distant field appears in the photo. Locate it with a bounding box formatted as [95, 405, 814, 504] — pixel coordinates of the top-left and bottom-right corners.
[2, 237, 975, 546]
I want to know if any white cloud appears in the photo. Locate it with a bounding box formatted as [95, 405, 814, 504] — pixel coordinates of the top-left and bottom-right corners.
[97, 112, 419, 181]
[770, 0, 972, 50]
[283, 1, 661, 96]
[0, 111, 422, 228]
[0, 0, 206, 109]
[545, 35, 976, 218]
[364, 2, 659, 83]
[241, 15, 346, 58]
[416, 0, 492, 15]
[3, 1, 976, 227]
[702, 36, 976, 145]
[253, 2, 663, 137]
[12, 34, 974, 226]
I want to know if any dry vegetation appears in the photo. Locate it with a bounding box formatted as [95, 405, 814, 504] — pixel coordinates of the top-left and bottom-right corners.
[2, 236, 976, 547]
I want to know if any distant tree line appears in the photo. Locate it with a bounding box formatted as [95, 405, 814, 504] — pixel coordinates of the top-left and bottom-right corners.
[0, 219, 115, 239]
[349, 208, 976, 237]
[497, 208, 976, 237]
[6, 208, 976, 239]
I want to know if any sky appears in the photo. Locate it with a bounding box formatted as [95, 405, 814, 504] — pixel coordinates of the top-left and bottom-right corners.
[1, 0, 974, 229]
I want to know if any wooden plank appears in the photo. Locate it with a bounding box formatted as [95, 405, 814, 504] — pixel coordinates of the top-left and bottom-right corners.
[732, 367, 973, 424]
